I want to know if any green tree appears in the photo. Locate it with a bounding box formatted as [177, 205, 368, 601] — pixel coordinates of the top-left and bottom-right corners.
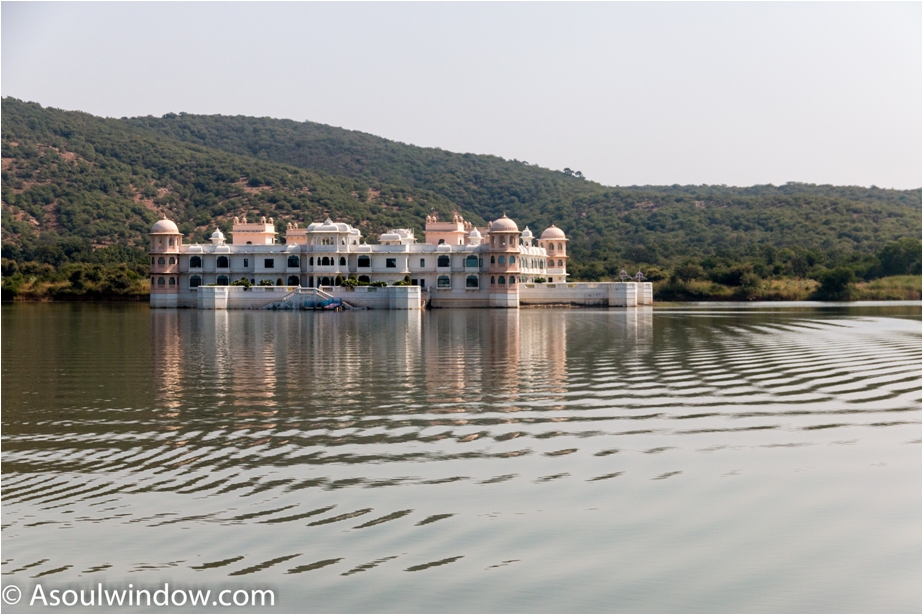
[878, 238, 922, 276]
[814, 267, 856, 301]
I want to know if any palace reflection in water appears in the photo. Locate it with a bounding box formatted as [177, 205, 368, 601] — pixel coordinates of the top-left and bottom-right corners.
[151, 308, 653, 417]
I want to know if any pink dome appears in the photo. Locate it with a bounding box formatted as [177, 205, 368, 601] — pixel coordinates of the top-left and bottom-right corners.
[490, 215, 519, 232]
[150, 218, 179, 234]
[540, 225, 566, 240]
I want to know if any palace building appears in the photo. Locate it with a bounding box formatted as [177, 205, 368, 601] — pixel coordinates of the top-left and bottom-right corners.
[149, 212, 580, 307]
[150, 212, 651, 309]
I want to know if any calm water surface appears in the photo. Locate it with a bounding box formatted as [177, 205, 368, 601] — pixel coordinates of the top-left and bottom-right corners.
[3, 304, 922, 613]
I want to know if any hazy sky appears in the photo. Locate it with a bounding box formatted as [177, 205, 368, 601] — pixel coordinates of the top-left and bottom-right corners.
[3, 2, 921, 189]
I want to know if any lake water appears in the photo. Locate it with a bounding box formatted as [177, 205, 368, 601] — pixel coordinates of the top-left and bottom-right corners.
[3, 303, 922, 613]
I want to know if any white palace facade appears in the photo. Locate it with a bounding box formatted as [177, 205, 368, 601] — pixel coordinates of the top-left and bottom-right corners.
[149, 213, 651, 309]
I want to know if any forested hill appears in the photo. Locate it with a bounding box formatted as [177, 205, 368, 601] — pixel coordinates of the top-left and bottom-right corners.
[128, 112, 922, 212]
[124, 112, 922, 277]
[3, 97, 922, 282]
[1, 99, 466, 260]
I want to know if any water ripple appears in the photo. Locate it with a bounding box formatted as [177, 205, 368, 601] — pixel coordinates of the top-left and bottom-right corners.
[3, 304, 922, 611]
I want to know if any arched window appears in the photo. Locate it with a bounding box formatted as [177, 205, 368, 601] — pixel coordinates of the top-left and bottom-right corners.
[490, 256, 495, 264]
[558, 260, 563, 266]
[157, 277, 165, 285]
[287, 276, 299, 286]
[276, 278, 283, 286]
[339, 257, 346, 266]
[309, 257, 314, 266]
[216, 275, 229, 286]
[190, 256, 202, 268]
[437, 255, 450, 267]
[169, 257, 175, 264]
[189, 275, 202, 288]
[437, 275, 451, 288]
[558, 243, 563, 251]
[320, 277, 332, 286]
[217, 256, 229, 268]
[320, 257, 329, 266]
[498, 256, 506, 264]
[509, 256, 515, 264]
[288, 255, 300, 268]
[150, 257, 154, 265]
[358, 275, 370, 283]
[509, 276, 515, 285]
[500, 236, 506, 246]
[157, 257, 165, 265]
[168, 238, 174, 246]
[466, 275, 479, 288]
[491, 276, 495, 284]
[465, 255, 479, 267]
[548, 243, 555, 251]
[498, 276, 506, 284]
[438, 239, 445, 245]
[168, 277, 175, 285]
[358, 255, 370, 268]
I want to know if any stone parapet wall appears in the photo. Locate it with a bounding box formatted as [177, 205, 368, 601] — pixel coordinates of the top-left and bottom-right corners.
[518, 282, 652, 307]
[331, 286, 423, 310]
[154, 282, 652, 309]
[196, 286, 295, 310]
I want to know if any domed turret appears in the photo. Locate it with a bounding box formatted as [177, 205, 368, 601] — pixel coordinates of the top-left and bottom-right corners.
[210, 228, 226, 245]
[148, 216, 182, 254]
[148, 217, 181, 305]
[484, 215, 521, 308]
[539, 225, 568, 282]
[150, 218, 180, 234]
[491, 214, 519, 233]
[540, 225, 566, 240]
[520, 227, 534, 246]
